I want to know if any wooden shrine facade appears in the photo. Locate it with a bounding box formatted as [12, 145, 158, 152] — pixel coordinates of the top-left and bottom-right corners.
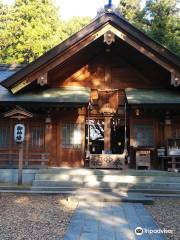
[0, 10, 180, 170]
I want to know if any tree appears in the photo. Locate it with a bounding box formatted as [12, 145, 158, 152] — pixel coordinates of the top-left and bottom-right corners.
[0, 0, 64, 64]
[116, 0, 142, 25]
[0, 1, 91, 64]
[116, 0, 180, 56]
[0, 1, 12, 62]
[142, 0, 180, 55]
[63, 16, 91, 38]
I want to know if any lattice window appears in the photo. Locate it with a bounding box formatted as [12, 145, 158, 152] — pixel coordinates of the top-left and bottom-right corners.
[62, 124, 82, 149]
[30, 126, 44, 148]
[0, 126, 10, 147]
[133, 125, 154, 147]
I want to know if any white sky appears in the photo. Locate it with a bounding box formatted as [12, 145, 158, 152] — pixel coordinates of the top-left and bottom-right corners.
[2, 0, 120, 20]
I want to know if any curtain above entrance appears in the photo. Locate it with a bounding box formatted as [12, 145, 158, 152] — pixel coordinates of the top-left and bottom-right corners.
[0, 86, 90, 105]
[125, 88, 180, 104]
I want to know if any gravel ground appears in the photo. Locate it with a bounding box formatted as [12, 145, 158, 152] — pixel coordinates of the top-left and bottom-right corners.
[0, 194, 77, 240]
[145, 197, 180, 240]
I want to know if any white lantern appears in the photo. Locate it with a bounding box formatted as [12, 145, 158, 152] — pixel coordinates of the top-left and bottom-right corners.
[14, 124, 25, 143]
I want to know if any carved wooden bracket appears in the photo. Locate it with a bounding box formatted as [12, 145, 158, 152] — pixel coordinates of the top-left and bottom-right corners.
[37, 73, 48, 86]
[171, 73, 180, 87]
[104, 31, 115, 45]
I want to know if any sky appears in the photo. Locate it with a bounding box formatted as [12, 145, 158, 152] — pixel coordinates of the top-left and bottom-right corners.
[2, 0, 120, 20]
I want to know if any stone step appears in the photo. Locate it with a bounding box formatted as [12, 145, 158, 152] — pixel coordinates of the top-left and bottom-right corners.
[32, 179, 180, 189]
[32, 186, 78, 192]
[1, 187, 180, 195]
[0, 185, 31, 191]
[30, 186, 180, 195]
[33, 180, 83, 187]
[145, 193, 180, 197]
[0, 189, 154, 204]
[37, 168, 180, 176]
[129, 188, 180, 194]
[35, 174, 180, 183]
[1, 183, 179, 195]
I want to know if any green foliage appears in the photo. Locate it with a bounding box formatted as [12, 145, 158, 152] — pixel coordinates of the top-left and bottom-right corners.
[0, 0, 64, 63]
[117, 0, 180, 56]
[117, 0, 141, 25]
[63, 16, 91, 38]
[143, 0, 180, 55]
[0, 0, 91, 64]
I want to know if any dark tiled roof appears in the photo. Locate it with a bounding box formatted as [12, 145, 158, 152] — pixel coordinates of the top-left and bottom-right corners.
[0, 86, 90, 104]
[125, 88, 180, 104]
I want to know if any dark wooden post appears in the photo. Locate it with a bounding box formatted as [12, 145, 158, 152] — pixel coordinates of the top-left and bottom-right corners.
[45, 123, 52, 164]
[87, 104, 90, 153]
[104, 117, 111, 152]
[18, 144, 23, 185]
[3, 106, 33, 185]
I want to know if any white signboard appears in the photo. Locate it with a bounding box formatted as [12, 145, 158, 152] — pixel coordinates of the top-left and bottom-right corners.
[14, 124, 25, 143]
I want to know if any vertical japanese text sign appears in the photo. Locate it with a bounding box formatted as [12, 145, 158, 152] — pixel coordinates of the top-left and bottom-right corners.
[14, 124, 25, 143]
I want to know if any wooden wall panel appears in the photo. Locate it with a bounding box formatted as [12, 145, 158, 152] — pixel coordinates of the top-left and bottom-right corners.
[54, 109, 85, 167]
[49, 50, 169, 90]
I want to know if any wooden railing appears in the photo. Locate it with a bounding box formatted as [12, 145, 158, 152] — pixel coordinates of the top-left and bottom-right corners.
[0, 152, 49, 168]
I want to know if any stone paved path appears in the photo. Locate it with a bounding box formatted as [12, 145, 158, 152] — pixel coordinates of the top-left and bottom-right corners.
[64, 202, 166, 240]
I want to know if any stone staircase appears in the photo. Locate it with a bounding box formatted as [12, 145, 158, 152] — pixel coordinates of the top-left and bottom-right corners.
[31, 168, 180, 195]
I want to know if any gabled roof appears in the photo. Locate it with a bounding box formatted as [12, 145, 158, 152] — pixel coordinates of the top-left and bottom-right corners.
[3, 105, 33, 119]
[1, 11, 180, 92]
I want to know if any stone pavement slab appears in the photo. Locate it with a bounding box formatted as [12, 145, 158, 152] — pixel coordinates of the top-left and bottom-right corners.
[64, 202, 167, 240]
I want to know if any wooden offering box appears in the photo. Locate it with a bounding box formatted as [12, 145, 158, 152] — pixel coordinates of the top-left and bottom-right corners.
[89, 154, 125, 169]
[136, 149, 151, 169]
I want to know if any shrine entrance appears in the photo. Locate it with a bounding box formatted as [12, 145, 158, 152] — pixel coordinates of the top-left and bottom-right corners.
[85, 113, 129, 169]
[110, 118, 130, 154]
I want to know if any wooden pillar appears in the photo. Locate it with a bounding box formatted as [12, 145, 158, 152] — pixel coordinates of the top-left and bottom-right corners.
[79, 114, 86, 166]
[25, 120, 30, 167]
[129, 115, 133, 168]
[8, 119, 13, 165]
[45, 121, 53, 166]
[164, 124, 172, 141]
[18, 144, 23, 185]
[104, 117, 111, 152]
